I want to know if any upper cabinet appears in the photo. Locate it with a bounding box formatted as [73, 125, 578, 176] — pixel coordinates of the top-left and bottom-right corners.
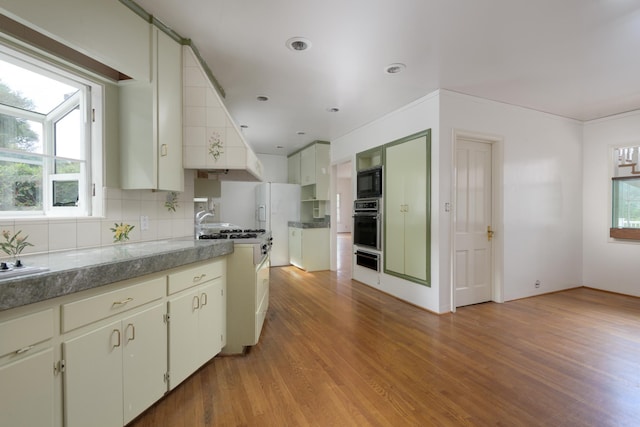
[119, 27, 184, 192]
[182, 46, 263, 182]
[287, 152, 301, 185]
[289, 142, 330, 198]
[0, 0, 151, 81]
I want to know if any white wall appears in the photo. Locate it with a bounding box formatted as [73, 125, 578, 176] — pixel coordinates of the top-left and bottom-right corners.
[336, 177, 352, 233]
[332, 91, 442, 313]
[332, 89, 584, 313]
[440, 91, 584, 309]
[583, 110, 640, 297]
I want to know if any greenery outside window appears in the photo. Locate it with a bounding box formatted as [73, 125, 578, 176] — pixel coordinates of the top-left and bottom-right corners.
[611, 146, 640, 240]
[0, 43, 98, 217]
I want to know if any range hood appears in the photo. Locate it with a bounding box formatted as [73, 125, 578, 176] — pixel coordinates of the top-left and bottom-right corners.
[182, 46, 263, 182]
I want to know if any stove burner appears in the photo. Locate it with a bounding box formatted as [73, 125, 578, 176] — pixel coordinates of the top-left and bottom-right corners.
[198, 234, 228, 240]
[243, 229, 266, 233]
[219, 229, 244, 234]
[228, 233, 258, 239]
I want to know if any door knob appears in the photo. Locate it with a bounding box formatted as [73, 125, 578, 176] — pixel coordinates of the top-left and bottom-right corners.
[487, 225, 495, 242]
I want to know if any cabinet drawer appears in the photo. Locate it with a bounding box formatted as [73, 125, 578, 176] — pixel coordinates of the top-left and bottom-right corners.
[61, 277, 165, 332]
[167, 259, 225, 295]
[0, 309, 54, 358]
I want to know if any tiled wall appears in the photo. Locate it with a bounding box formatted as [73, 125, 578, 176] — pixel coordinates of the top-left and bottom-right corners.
[0, 171, 196, 258]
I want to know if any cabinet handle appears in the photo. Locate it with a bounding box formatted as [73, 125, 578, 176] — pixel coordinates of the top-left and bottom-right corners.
[113, 297, 133, 306]
[192, 295, 200, 311]
[200, 292, 208, 307]
[15, 345, 35, 354]
[112, 329, 121, 348]
[193, 274, 206, 283]
[126, 323, 135, 342]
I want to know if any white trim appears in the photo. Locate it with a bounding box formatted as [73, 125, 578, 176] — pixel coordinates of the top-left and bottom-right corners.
[451, 129, 505, 312]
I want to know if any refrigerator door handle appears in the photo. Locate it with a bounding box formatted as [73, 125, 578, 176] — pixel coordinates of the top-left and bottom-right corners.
[258, 205, 267, 222]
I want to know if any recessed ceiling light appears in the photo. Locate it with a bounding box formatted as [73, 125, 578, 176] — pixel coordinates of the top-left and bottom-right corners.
[297, 131, 306, 135]
[276, 145, 284, 149]
[327, 107, 340, 113]
[256, 95, 269, 101]
[384, 63, 406, 74]
[240, 124, 248, 129]
[286, 37, 312, 51]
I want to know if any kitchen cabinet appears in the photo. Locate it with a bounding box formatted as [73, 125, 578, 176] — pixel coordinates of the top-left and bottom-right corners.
[62, 276, 167, 427]
[167, 260, 226, 389]
[288, 227, 330, 272]
[356, 146, 384, 171]
[288, 152, 301, 184]
[384, 130, 431, 285]
[222, 245, 268, 355]
[300, 142, 330, 199]
[120, 26, 183, 192]
[0, 0, 151, 80]
[0, 309, 54, 427]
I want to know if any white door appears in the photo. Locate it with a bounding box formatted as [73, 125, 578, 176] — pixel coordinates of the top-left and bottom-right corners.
[455, 138, 493, 307]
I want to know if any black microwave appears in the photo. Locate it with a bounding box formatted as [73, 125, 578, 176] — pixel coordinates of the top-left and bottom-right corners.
[357, 166, 382, 199]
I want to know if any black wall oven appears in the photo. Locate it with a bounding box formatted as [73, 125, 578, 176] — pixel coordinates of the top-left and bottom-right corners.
[353, 198, 381, 250]
[356, 166, 382, 199]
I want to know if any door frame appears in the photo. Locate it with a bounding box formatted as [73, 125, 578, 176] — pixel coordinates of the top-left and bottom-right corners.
[450, 129, 504, 312]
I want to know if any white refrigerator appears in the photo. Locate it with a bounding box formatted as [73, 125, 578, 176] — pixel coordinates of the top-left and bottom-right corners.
[255, 183, 301, 266]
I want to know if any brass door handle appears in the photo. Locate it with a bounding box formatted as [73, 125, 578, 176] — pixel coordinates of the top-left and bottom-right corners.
[487, 226, 495, 242]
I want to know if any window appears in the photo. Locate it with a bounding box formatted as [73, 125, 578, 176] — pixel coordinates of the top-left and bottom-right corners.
[611, 146, 640, 240]
[0, 42, 101, 217]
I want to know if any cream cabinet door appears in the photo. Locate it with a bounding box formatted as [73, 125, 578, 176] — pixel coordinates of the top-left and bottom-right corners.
[63, 320, 124, 427]
[122, 303, 167, 425]
[0, 348, 54, 427]
[287, 152, 301, 184]
[289, 227, 302, 268]
[167, 288, 200, 389]
[300, 145, 316, 185]
[197, 279, 223, 366]
[384, 131, 430, 284]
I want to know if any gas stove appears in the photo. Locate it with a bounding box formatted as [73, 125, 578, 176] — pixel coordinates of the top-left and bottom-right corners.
[199, 229, 272, 264]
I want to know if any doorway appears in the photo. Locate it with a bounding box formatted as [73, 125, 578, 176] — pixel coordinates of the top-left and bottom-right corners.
[332, 160, 353, 276]
[453, 131, 503, 308]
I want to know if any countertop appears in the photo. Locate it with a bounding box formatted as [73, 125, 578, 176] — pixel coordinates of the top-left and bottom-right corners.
[288, 221, 330, 229]
[0, 238, 233, 312]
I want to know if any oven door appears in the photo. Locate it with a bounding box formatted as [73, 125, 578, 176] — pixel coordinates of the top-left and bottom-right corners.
[353, 212, 380, 250]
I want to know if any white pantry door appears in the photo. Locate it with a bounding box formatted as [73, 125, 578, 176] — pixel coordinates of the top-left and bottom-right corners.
[455, 139, 493, 307]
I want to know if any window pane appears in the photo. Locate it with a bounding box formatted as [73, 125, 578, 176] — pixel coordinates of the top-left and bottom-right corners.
[54, 106, 81, 161]
[52, 180, 78, 207]
[0, 155, 43, 211]
[0, 58, 79, 114]
[0, 113, 43, 153]
[612, 179, 640, 228]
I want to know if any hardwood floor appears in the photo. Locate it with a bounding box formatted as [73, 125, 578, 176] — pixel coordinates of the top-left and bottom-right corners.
[130, 235, 640, 426]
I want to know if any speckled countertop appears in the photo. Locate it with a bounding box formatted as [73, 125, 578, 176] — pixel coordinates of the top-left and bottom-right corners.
[288, 221, 330, 229]
[0, 238, 233, 312]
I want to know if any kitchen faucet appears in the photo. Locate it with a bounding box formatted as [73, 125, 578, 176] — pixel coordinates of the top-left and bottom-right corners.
[195, 210, 215, 237]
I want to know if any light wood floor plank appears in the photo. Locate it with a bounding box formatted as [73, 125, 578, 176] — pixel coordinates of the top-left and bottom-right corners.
[129, 236, 640, 426]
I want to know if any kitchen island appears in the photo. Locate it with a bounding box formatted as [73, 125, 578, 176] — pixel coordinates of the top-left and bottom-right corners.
[0, 238, 233, 427]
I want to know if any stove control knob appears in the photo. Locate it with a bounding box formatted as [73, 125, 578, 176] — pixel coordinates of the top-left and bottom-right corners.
[0, 262, 8, 270]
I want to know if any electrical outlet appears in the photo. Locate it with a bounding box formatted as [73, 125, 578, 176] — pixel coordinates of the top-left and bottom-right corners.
[535, 280, 541, 289]
[140, 215, 149, 231]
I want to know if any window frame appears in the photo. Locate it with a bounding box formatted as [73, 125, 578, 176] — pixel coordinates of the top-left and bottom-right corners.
[0, 37, 103, 218]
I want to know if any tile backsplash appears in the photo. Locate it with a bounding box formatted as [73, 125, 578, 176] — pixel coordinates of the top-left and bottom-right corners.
[0, 171, 196, 259]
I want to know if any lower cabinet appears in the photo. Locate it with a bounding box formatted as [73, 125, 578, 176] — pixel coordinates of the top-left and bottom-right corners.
[0, 347, 54, 427]
[167, 274, 225, 389]
[0, 308, 54, 427]
[288, 227, 330, 271]
[63, 302, 167, 427]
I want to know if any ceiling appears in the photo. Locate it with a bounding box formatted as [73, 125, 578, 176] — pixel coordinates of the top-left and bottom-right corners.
[135, 0, 640, 156]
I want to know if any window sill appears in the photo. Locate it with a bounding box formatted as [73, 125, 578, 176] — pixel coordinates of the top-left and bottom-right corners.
[610, 228, 640, 240]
